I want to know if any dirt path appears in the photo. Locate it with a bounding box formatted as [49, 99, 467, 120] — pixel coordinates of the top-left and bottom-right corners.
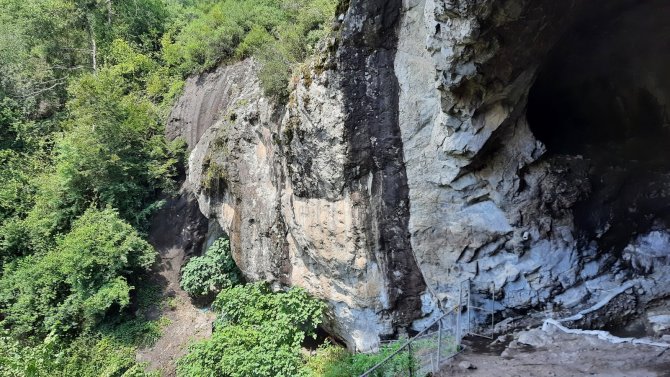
[136, 192, 215, 376]
[440, 329, 670, 377]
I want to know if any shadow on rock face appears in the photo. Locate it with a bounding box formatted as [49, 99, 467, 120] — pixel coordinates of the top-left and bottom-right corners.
[527, 0, 670, 257]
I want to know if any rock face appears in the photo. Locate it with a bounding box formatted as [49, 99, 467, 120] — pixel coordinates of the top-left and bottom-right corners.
[167, 0, 670, 350]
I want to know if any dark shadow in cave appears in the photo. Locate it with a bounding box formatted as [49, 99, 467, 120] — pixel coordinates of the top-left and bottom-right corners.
[527, 0, 670, 255]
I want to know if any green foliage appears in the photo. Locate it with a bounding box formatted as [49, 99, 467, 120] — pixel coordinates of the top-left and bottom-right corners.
[0, 0, 338, 374]
[100, 316, 171, 348]
[0, 0, 86, 111]
[177, 282, 325, 377]
[0, 280, 169, 376]
[301, 341, 350, 376]
[212, 282, 324, 335]
[303, 342, 418, 377]
[162, 0, 337, 98]
[162, 0, 283, 72]
[0, 39, 185, 260]
[54, 42, 183, 228]
[180, 237, 242, 299]
[202, 159, 227, 190]
[0, 331, 157, 377]
[59, 335, 158, 377]
[0, 97, 21, 149]
[0, 150, 36, 224]
[177, 323, 306, 377]
[0, 208, 155, 338]
[0, 331, 64, 377]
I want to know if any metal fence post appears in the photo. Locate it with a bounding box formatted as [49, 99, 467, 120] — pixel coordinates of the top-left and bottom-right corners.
[358, 305, 465, 377]
[467, 279, 472, 335]
[457, 283, 463, 342]
[408, 342, 413, 377]
[437, 317, 442, 370]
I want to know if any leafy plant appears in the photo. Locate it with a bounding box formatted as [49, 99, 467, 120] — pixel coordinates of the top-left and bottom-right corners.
[55, 45, 183, 229]
[180, 237, 242, 300]
[177, 282, 325, 377]
[100, 316, 171, 348]
[0, 0, 339, 374]
[0, 208, 156, 338]
[301, 341, 350, 376]
[302, 341, 418, 377]
[162, 0, 337, 98]
[0, 330, 157, 377]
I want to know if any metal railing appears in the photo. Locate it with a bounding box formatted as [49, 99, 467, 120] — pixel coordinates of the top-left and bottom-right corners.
[460, 279, 496, 339]
[359, 305, 460, 377]
[359, 279, 496, 377]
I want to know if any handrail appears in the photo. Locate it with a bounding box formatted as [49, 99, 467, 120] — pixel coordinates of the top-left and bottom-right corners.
[359, 278, 497, 376]
[359, 305, 458, 377]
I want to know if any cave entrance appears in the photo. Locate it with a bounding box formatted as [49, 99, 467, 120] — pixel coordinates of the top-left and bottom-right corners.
[526, 0, 670, 253]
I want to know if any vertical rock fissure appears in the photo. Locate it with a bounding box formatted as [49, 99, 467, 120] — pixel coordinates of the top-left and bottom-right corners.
[339, 0, 426, 328]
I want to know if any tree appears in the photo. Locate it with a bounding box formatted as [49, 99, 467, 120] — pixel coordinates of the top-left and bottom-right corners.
[52, 40, 181, 228]
[0, 208, 155, 338]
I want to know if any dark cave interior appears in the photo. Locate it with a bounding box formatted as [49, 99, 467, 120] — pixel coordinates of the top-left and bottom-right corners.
[526, 0, 670, 255]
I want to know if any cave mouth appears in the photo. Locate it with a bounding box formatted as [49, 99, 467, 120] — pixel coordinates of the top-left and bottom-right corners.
[527, 0, 670, 255]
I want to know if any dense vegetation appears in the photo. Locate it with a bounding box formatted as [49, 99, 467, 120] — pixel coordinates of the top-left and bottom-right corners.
[163, 0, 337, 98]
[304, 342, 418, 377]
[177, 282, 325, 377]
[176, 239, 414, 377]
[180, 237, 242, 300]
[0, 0, 360, 375]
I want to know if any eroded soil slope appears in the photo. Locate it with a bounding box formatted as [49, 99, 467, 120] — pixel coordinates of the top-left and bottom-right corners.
[136, 191, 214, 376]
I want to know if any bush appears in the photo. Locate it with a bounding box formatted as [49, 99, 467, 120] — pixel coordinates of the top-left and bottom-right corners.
[55, 49, 182, 229]
[0, 0, 338, 374]
[301, 341, 350, 376]
[0, 330, 157, 377]
[163, 0, 338, 98]
[180, 237, 242, 300]
[0, 150, 36, 223]
[177, 282, 325, 377]
[303, 342, 418, 377]
[0, 208, 156, 338]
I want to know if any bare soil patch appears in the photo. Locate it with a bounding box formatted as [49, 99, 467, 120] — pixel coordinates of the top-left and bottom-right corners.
[136, 192, 214, 376]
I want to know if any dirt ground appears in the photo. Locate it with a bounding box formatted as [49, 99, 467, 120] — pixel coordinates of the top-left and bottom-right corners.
[440, 329, 670, 377]
[136, 193, 215, 376]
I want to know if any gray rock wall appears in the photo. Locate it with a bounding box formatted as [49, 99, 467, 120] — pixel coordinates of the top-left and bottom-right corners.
[394, 0, 670, 322]
[167, 0, 670, 350]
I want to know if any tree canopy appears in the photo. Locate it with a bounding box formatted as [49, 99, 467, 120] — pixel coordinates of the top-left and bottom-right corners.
[0, 0, 338, 374]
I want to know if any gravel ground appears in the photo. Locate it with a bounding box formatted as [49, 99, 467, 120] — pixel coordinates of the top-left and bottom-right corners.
[439, 329, 670, 377]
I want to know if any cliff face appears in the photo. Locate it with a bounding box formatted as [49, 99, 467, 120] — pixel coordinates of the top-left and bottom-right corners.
[168, 0, 670, 350]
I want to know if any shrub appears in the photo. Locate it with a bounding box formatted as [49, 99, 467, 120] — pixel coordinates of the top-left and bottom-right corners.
[0, 208, 156, 338]
[163, 0, 338, 98]
[56, 53, 182, 229]
[0, 330, 157, 377]
[180, 237, 242, 299]
[303, 342, 418, 377]
[301, 341, 350, 376]
[177, 282, 325, 377]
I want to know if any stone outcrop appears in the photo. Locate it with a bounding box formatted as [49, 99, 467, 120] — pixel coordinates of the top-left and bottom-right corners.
[167, 0, 670, 350]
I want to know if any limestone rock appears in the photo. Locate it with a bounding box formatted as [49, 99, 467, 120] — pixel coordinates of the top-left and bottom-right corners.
[458, 361, 476, 370]
[166, 0, 670, 349]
